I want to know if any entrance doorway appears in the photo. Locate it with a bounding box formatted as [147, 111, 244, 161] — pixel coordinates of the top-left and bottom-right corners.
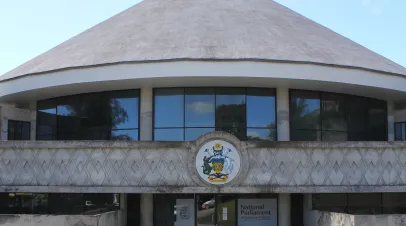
[153, 194, 277, 226]
[197, 195, 237, 226]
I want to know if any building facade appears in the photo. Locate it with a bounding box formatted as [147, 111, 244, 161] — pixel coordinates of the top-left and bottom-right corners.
[1, 0, 406, 226]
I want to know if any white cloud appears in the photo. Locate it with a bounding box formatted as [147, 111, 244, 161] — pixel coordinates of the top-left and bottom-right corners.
[186, 101, 214, 114]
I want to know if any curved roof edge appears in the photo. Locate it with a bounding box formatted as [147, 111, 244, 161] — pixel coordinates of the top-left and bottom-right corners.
[0, 58, 405, 83]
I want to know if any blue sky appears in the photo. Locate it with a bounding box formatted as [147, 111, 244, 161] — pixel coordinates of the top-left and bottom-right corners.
[0, 0, 405, 76]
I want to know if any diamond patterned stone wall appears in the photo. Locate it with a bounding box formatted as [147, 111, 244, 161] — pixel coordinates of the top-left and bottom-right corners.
[0, 146, 195, 187]
[1, 141, 406, 191]
[242, 147, 406, 186]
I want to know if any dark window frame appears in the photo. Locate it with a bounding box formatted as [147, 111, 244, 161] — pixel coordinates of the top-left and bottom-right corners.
[289, 89, 388, 141]
[7, 120, 31, 140]
[153, 87, 277, 141]
[36, 89, 140, 141]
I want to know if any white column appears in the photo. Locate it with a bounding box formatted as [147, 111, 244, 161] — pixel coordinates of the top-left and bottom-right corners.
[140, 193, 154, 226]
[119, 193, 127, 226]
[277, 88, 291, 226]
[277, 88, 290, 141]
[140, 87, 153, 141]
[278, 193, 291, 226]
[139, 87, 154, 226]
[388, 102, 395, 141]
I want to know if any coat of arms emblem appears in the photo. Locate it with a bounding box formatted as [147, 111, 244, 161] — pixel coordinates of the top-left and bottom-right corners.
[196, 140, 241, 185]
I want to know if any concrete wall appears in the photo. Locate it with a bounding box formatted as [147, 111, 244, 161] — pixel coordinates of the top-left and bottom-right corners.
[1, 132, 406, 193]
[0, 105, 32, 141]
[307, 211, 406, 226]
[0, 211, 119, 226]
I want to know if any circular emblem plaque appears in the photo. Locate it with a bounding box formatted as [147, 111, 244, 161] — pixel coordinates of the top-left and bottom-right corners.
[195, 139, 241, 185]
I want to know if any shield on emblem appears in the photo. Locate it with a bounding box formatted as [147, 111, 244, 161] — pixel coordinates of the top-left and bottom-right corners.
[179, 206, 189, 219]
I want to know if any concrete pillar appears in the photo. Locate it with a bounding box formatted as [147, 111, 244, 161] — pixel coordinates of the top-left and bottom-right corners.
[388, 102, 395, 141]
[140, 193, 154, 226]
[277, 88, 290, 141]
[139, 88, 154, 226]
[302, 194, 313, 226]
[278, 193, 291, 226]
[140, 88, 153, 141]
[119, 194, 127, 226]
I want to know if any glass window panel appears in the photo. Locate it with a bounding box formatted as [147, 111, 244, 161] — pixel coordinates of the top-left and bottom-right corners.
[312, 194, 347, 207]
[185, 128, 215, 141]
[322, 131, 348, 141]
[367, 99, 387, 141]
[37, 134, 56, 140]
[247, 89, 276, 128]
[383, 193, 406, 207]
[403, 123, 406, 141]
[395, 123, 403, 141]
[215, 88, 246, 128]
[111, 129, 139, 141]
[110, 90, 139, 129]
[22, 122, 30, 140]
[58, 133, 82, 140]
[154, 128, 184, 141]
[247, 128, 276, 141]
[290, 90, 320, 130]
[8, 121, 15, 140]
[81, 93, 110, 129]
[37, 100, 57, 137]
[348, 132, 368, 141]
[347, 97, 367, 133]
[14, 121, 23, 140]
[185, 88, 215, 127]
[216, 127, 246, 140]
[321, 93, 346, 131]
[154, 89, 184, 128]
[347, 193, 382, 207]
[57, 96, 81, 136]
[81, 128, 109, 140]
[291, 130, 321, 141]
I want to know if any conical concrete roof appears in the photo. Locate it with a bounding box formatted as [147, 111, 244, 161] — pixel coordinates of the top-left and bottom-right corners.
[1, 0, 406, 81]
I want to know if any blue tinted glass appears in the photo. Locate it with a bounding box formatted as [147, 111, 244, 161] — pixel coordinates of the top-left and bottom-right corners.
[402, 123, 406, 141]
[247, 90, 275, 128]
[290, 91, 320, 130]
[185, 128, 215, 141]
[185, 89, 215, 127]
[111, 129, 139, 141]
[154, 128, 184, 141]
[215, 88, 246, 128]
[57, 96, 81, 116]
[247, 128, 276, 141]
[111, 91, 139, 129]
[154, 89, 184, 128]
